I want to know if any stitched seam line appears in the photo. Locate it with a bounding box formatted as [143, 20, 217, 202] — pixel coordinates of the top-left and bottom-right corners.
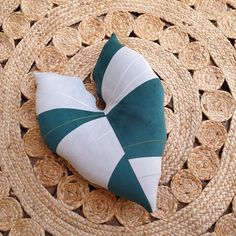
[43, 114, 104, 139]
[123, 139, 165, 150]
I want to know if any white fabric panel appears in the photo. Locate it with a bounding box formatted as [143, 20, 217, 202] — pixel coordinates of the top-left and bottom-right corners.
[102, 47, 157, 114]
[56, 117, 125, 188]
[34, 72, 101, 114]
[129, 156, 162, 177]
[137, 174, 161, 212]
[129, 157, 162, 212]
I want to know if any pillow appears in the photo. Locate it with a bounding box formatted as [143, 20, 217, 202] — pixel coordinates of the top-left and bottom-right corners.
[34, 33, 167, 213]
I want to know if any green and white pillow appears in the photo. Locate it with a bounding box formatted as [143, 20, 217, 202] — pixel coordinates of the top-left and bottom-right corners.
[34, 34, 167, 212]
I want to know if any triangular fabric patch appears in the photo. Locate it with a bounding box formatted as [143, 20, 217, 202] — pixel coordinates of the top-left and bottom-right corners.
[108, 154, 152, 212]
[128, 157, 162, 212]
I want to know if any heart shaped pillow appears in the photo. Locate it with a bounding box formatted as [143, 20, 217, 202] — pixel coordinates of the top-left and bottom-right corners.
[34, 34, 167, 212]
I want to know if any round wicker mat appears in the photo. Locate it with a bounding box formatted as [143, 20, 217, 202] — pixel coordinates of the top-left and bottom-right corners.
[1, 0, 236, 235]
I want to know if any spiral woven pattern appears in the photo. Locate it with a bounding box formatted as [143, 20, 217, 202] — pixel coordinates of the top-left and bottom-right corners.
[57, 175, 89, 210]
[0, 198, 23, 231]
[114, 198, 151, 226]
[34, 158, 67, 187]
[1, 0, 236, 235]
[9, 218, 45, 236]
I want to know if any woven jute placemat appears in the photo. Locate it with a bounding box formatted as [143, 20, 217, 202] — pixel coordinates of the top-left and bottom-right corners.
[1, 0, 236, 235]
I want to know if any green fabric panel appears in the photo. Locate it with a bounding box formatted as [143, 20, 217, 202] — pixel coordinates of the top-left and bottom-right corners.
[107, 78, 167, 158]
[108, 156, 152, 212]
[38, 108, 105, 152]
[92, 33, 123, 97]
